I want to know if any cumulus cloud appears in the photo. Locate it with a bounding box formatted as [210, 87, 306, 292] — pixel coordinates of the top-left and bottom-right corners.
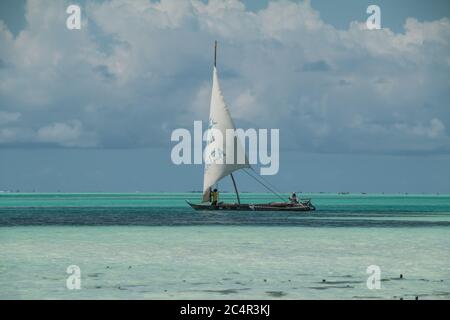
[36, 120, 98, 147]
[0, 111, 21, 124]
[0, 0, 449, 154]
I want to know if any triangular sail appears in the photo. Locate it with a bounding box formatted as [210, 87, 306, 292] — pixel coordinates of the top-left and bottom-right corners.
[202, 66, 250, 202]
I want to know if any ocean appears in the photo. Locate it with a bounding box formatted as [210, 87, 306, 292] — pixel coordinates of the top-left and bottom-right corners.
[0, 193, 449, 299]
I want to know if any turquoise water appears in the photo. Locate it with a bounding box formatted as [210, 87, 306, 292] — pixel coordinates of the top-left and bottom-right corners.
[0, 193, 449, 299]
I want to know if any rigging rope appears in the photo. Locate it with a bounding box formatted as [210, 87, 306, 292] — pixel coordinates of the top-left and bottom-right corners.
[249, 167, 285, 195]
[242, 169, 286, 201]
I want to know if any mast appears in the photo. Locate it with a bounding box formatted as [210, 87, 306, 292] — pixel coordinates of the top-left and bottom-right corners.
[214, 40, 217, 67]
[230, 173, 241, 204]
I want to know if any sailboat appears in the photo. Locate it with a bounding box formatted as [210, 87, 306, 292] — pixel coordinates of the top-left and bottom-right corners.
[187, 41, 315, 212]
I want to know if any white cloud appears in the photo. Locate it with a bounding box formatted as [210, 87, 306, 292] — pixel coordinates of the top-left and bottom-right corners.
[233, 89, 257, 119]
[406, 118, 446, 139]
[0, 128, 17, 143]
[0, 0, 449, 154]
[36, 120, 97, 147]
[36, 120, 98, 147]
[0, 111, 21, 124]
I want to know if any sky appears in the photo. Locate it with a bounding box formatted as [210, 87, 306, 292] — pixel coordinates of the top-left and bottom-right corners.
[0, 0, 449, 193]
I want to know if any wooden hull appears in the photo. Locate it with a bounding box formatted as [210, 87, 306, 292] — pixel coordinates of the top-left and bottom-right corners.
[186, 201, 315, 212]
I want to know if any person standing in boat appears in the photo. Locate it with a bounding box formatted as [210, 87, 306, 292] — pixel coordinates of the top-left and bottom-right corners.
[289, 192, 299, 204]
[211, 188, 219, 206]
[208, 187, 213, 203]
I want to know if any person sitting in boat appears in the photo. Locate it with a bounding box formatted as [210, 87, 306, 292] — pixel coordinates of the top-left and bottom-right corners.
[289, 192, 299, 204]
[211, 188, 219, 206]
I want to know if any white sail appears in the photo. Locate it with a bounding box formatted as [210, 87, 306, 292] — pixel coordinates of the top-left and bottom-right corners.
[202, 66, 250, 202]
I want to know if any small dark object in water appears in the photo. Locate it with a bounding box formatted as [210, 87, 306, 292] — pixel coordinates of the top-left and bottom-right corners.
[183, 280, 186, 282]
[415, 296, 419, 300]
[128, 266, 132, 269]
[106, 266, 110, 269]
[203, 289, 240, 295]
[400, 274, 403, 279]
[400, 297, 403, 300]
[322, 279, 326, 283]
[263, 279, 267, 282]
[266, 291, 287, 297]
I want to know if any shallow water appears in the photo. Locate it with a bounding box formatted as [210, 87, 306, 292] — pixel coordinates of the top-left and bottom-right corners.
[0, 193, 449, 299]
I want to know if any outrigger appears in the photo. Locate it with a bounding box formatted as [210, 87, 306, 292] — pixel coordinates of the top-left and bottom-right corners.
[187, 41, 315, 212]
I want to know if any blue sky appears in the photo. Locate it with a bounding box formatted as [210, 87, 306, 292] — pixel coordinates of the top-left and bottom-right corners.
[0, 0, 449, 193]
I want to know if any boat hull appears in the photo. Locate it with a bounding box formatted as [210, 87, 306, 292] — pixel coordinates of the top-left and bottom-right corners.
[186, 201, 315, 212]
